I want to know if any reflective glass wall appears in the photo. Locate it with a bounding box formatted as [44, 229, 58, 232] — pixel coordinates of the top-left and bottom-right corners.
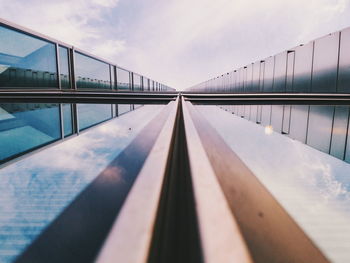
[0, 21, 174, 92]
[221, 103, 350, 163]
[75, 52, 111, 89]
[0, 103, 61, 162]
[189, 27, 350, 94]
[0, 101, 138, 165]
[0, 25, 57, 88]
[133, 73, 142, 91]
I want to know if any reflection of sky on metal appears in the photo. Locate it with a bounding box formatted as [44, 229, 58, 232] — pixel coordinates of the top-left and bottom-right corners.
[197, 105, 350, 263]
[0, 105, 164, 263]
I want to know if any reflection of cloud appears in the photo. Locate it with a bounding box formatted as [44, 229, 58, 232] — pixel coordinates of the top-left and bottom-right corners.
[0, 0, 121, 48]
[0, 105, 164, 263]
[92, 39, 126, 59]
[198, 105, 350, 263]
[92, 0, 119, 8]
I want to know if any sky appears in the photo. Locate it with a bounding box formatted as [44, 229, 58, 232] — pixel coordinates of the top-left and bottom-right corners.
[0, 0, 349, 90]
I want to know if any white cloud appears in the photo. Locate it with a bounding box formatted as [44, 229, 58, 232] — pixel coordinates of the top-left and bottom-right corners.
[0, 0, 350, 89]
[0, 0, 122, 56]
[92, 0, 119, 8]
[92, 39, 126, 60]
[112, 0, 350, 89]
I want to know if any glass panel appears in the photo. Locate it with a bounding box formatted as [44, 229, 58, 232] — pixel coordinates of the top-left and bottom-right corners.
[238, 68, 244, 92]
[59, 46, 70, 89]
[293, 43, 313, 92]
[77, 104, 112, 131]
[259, 61, 265, 92]
[330, 106, 349, 159]
[273, 52, 287, 92]
[0, 25, 57, 88]
[307, 105, 334, 153]
[270, 105, 284, 133]
[311, 32, 339, 93]
[243, 105, 250, 119]
[116, 67, 130, 90]
[289, 105, 309, 143]
[145, 78, 150, 91]
[62, 103, 73, 136]
[0, 103, 61, 162]
[0, 104, 165, 263]
[338, 28, 350, 93]
[263, 56, 274, 92]
[249, 105, 258, 122]
[261, 105, 271, 126]
[110, 65, 116, 89]
[282, 105, 292, 134]
[286, 51, 295, 92]
[118, 104, 132, 115]
[247, 65, 253, 92]
[75, 52, 110, 89]
[133, 73, 142, 91]
[243, 67, 248, 92]
[252, 62, 260, 92]
[233, 71, 238, 91]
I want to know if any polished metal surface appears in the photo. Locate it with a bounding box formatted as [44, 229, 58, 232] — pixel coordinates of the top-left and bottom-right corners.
[293, 42, 314, 92]
[189, 104, 330, 263]
[273, 52, 287, 92]
[338, 27, 350, 93]
[311, 32, 339, 93]
[197, 105, 350, 263]
[270, 105, 284, 133]
[252, 61, 261, 92]
[263, 56, 274, 92]
[330, 106, 349, 159]
[288, 105, 309, 142]
[286, 51, 295, 92]
[189, 26, 350, 95]
[307, 105, 334, 153]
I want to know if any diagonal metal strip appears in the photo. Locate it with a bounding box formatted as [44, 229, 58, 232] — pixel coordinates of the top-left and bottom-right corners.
[96, 97, 179, 263]
[182, 97, 253, 263]
[14, 99, 175, 263]
[184, 100, 330, 263]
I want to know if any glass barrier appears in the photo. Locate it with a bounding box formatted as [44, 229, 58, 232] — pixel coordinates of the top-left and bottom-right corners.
[118, 104, 133, 115]
[62, 103, 73, 136]
[0, 103, 166, 263]
[220, 104, 350, 163]
[75, 52, 111, 89]
[0, 100, 147, 165]
[77, 104, 112, 130]
[110, 65, 116, 89]
[133, 73, 142, 91]
[0, 25, 57, 88]
[116, 67, 130, 90]
[59, 46, 70, 89]
[189, 27, 350, 94]
[0, 103, 61, 163]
